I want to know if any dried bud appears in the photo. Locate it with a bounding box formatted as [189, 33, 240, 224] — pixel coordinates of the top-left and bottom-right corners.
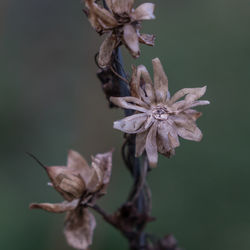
[84, 0, 156, 68]
[110, 58, 209, 167]
[30, 150, 113, 250]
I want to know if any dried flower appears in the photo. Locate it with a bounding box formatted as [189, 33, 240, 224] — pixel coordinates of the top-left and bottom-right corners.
[110, 58, 210, 167]
[30, 150, 112, 250]
[84, 0, 155, 68]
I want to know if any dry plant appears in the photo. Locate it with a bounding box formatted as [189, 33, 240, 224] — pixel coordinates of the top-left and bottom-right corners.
[29, 1, 209, 249]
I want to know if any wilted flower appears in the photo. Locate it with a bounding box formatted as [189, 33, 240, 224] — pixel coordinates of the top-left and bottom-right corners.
[30, 150, 112, 250]
[110, 58, 209, 167]
[84, 0, 155, 68]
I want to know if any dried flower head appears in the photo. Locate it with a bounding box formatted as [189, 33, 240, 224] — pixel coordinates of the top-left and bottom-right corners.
[30, 150, 112, 250]
[110, 58, 210, 167]
[85, 0, 155, 68]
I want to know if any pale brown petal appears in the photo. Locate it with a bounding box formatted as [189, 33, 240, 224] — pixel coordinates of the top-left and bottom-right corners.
[145, 122, 158, 167]
[98, 32, 117, 68]
[130, 65, 140, 98]
[30, 200, 78, 213]
[110, 96, 149, 112]
[86, 0, 118, 28]
[67, 150, 93, 185]
[131, 3, 155, 21]
[111, 0, 134, 14]
[135, 130, 148, 157]
[152, 58, 169, 103]
[157, 121, 177, 157]
[123, 24, 140, 58]
[139, 33, 155, 46]
[177, 125, 203, 142]
[169, 86, 207, 105]
[113, 113, 148, 133]
[183, 109, 202, 121]
[64, 208, 96, 250]
[170, 114, 198, 133]
[136, 65, 155, 103]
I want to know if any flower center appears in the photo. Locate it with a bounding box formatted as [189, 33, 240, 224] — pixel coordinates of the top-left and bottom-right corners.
[152, 106, 173, 121]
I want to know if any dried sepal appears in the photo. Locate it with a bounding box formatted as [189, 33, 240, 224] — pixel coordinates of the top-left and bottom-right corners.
[64, 208, 96, 250]
[111, 58, 209, 167]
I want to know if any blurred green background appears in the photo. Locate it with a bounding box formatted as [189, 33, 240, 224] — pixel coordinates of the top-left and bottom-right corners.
[1, 0, 250, 249]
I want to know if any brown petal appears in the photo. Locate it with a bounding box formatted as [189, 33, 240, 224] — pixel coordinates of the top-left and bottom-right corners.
[98, 32, 117, 68]
[145, 122, 158, 167]
[157, 121, 177, 157]
[123, 24, 140, 58]
[135, 130, 148, 157]
[177, 125, 203, 142]
[111, 0, 134, 15]
[86, 0, 118, 28]
[130, 65, 140, 99]
[169, 86, 207, 105]
[30, 200, 78, 213]
[131, 3, 155, 21]
[183, 109, 202, 121]
[152, 58, 169, 103]
[110, 96, 149, 112]
[139, 33, 155, 46]
[136, 65, 155, 103]
[64, 208, 96, 250]
[67, 150, 93, 185]
[113, 113, 148, 134]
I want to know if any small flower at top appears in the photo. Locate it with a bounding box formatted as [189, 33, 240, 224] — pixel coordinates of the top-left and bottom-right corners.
[29, 150, 113, 250]
[110, 58, 210, 167]
[84, 0, 155, 68]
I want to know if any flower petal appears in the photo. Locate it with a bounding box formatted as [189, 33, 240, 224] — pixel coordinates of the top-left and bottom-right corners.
[183, 109, 202, 121]
[30, 200, 78, 213]
[131, 3, 155, 21]
[89, 150, 113, 195]
[113, 113, 148, 133]
[139, 33, 155, 46]
[146, 122, 158, 167]
[64, 208, 96, 250]
[111, 0, 134, 14]
[152, 58, 169, 103]
[110, 96, 149, 112]
[157, 121, 178, 157]
[67, 150, 93, 185]
[85, 0, 118, 28]
[169, 86, 207, 105]
[135, 130, 148, 157]
[98, 32, 117, 68]
[123, 24, 140, 58]
[177, 125, 203, 142]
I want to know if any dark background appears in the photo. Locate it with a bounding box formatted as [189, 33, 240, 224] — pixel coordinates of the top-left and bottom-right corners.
[1, 0, 250, 249]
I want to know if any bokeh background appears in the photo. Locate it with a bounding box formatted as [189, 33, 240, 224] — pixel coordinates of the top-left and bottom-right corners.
[1, 0, 250, 249]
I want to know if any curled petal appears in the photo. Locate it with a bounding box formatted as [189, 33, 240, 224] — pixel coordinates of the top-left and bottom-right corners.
[30, 200, 78, 213]
[110, 96, 149, 112]
[113, 113, 148, 133]
[89, 150, 113, 195]
[64, 208, 96, 250]
[146, 122, 158, 167]
[183, 109, 202, 121]
[177, 125, 203, 142]
[130, 65, 140, 98]
[131, 3, 155, 21]
[152, 58, 169, 103]
[98, 32, 117, 68]
[111, 0, 134, 14]
[170, 86, 207, 104]
[123, 24, 140, 58]
[139, 33, 155, 46]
